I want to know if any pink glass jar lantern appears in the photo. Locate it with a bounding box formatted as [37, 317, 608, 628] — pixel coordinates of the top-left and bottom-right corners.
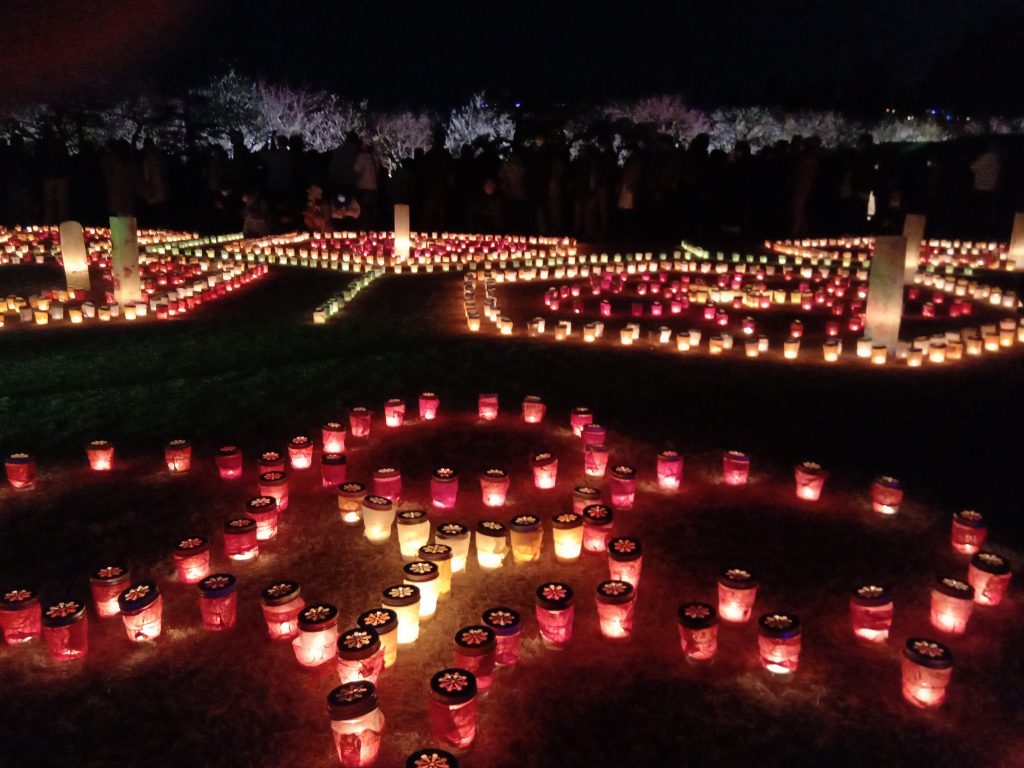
[483, 607, 521, 666]
[373, 466, 402, 504]
[535, 582, 574, 649]
[198, 573, 238, 632]
[358, 608, 399, 668]
[288, 435, 314, 470]
[849, 583, 894, 644]
[951, 510, 986, 555]
[245, 495, 279, 541]
[930, 577, 975, 635]
[902, 638, 953, 708]
[609, 465, 637, 509]
[722, 451, 750, 486]
[454, 625, 497, 693]
[419, 392, 440, 421]
[173, 537, 210, 583]
[871, 476, 903, 515]
[383, 584, 421, 645]
[570, 406, 594, 437]
[479, 467, 510, 507]
[362, 495, 396, 543]
[5, 452, 36, 490]
[293, 603, 340, 667]
[596, 580, 635, 640]
[608, 537, 643, 589]
[86, 439, 114, 471]
[677, 602, 718, 663]
[585, 444, 609, 478]
[258, 450, 285, 474]
[403, 561, 440, 619]
[968, 551, 1012, 606]
[0, 587, 41, 644]
[429, 668, 478, 749]
[474, 521, 508, 569]
[582, 504, 614, 553]
[522, 395, 546, 424]
[90, 563, 131, 618]
[718, 567, 758, 623]
[349, 406, 372, 438]
[794, 461, 827, 501]
[41, 600, 88, 661]
[327, 682, 386, 768]
[572, 485, 602, 515]
[435, 522, 471, 573]
[552, 513, 584, 561]
[431, 467, 459, 509]
[478, 393, 499, 421]
[164, 439, 192, 473]
[323, 421, 347, 454]
[322, 453, 348, 488]
[223, 517, 259, 561]
[397, 510, 431, 560]
[582, 423, 607, 447]
[338, 482, 367, 525]
[336, 626, 385, 686]
[118, 582, 163, 642]
[405, 749, 459, 768]
[215, 445, 243, 479]
[531, 451, 558, 489]
[384, 398, 406, 428]
[260, 580, 304, 640]
[510, 514, 543, 563]
[758, 612, 802, 676]
[258, 470, 290, 512]
[657, 450, 684, 491]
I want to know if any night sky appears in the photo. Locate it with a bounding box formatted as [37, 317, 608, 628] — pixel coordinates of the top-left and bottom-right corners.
[1, 0, 1021, 113]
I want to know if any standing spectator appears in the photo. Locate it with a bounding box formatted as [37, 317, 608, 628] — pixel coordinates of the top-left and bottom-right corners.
[616, 143, 644, 241]
[101, 140, 139, 217]
[353, 137, 379, 230]
[140, 138, 171, 227]
[420, 132, 452, 231]
[3, 135, 35, 224]
[38, 126, 71, 224]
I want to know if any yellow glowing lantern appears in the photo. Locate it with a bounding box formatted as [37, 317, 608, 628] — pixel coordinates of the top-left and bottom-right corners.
[396, 510, 431, 560]
[403, 561, 440, 619]
[509, 514, 543, 563]
[337, 482, 366, 525]
[551, 512, 583, 561]
[382, 585, 420, 645]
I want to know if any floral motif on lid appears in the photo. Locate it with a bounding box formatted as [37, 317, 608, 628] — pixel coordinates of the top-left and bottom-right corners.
[376, 467, 398, 475]
[261, 471, 285, 482]
[724, 568, 752, 582]
[941, 577, 970, 592]
[123, 585, 151, 602]
[343, 630, 374, 650]
[178, 537, 206, 550]
[575, 486, 599, 495]
[555, 513, 579, 524]
[96, 565, 125, 579]
[202, 575, 233, 590]
[541, 584, 567, 601]
[485, 609, 517, 627]
[336, 683, 368, 702]
[227, 517, 254, 528]
[387, 586, 415, 599]
[46, 601, 80, 618]
[436, 671, 469, 692]
[219, 445, 239, 453]
[914, 640, 945, 658]
[264, 582, 298, 599]
[247, 496, 275, 508]
[799, 461, 822, 471]
[260, 451, 281, 461]
[875, 475, 899, 486]
[763, 614, 793, 629]
[360, 609, 393, 627]
[399, 510, 426, 520]
[600, 580, 630, 596]
[407, 562, 435, 575]
[303, 605, 335, 623]
[660, 450, 679, 458]
[411, 753, 453, 768]
[350, 406, 368, 413]
[484, 468, 507, 478]
[612, 465, 635, 476]
[480, 521, 503, 531]
[513, 514, 539, 526]
[612, 538, 637, 554]
[459, 627, 491, 646]
[583, 505, 611, 522]
[438, 523, 467, 536]
[8, 452, 30, 460]
[324, 421, 344, 430]
[168, 439, 188, 447]
[365, 495, 391, 506]
[959, 509, 983, 522]
[434, 467, 456, 479]
[533, 451, 553, 462]
[290, 436, 311, 446]
[340, 482, 365, 493]
[3, 588, 33, 603]
[857, 585, 884, 599]
[421, 391, 436, 398]
[685, 604, 711, 620]
[89, 440, 110, 448]
[726, 450, 748, 460]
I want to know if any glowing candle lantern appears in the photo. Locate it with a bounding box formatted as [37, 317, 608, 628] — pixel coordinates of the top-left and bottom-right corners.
[0, 587, 41, 644]
[968, 551, 1012, 606]
[405, 749, 459, 768]
[288, 436, 314, 470]
[198, 573, 238, 632]
[164, 439, 191, 473]
[86, 439, 114, 471]
[173, 537, 210, 583]
[327, 682, 386, 767]
[41, 600, 88, 661]
[382, 584, 421, 645]
[245, 495, 279, 541]
[258, 471, 290, 512]
[869, 476, 903, 514]
[118, 582, 163, 642]
[404, 561, 440, 619]
[522, 395, 546, 424]
[582, 423, 606, 447]
[951, 510, 987, 555]
[572, 485, 602, 515]
[258, 450, 285, 473]
[474, 521, 507, 569]
[382, 398, 406, 428]
[90, 563, 131, 618]
[260, 580, 304, 640]
[396, 510, 431, 560]
[419, 543, 454, 595]
[608, 537, 643, 589]
[5, 452, 36, 490]
[323, 421, 347, 453]
[338, 482, 367, 524]
[322, 453, 348, 488]
[551, 513, 584, 561]
[758, 612, 802, 676]
[452, 625, 498, 694]
[657, 450, 683, 490]
[930, 577, 975, 635]
[478, 393, 499, 421]
[482, 607, 521, 667]
[607, 465, 636, 509]
[718, 568, 758, 623]
[430, 467, 459, 509]
[479, 468, 510, 507]
[596, 580, 635, 640]
[429, 668, 478, 749]
[349, 407, 372, 438]
[794, 461, 827, 501]
[849, 583, 894, 644]
[570, 406, 594, 437]
[535, 583, 574, 648]
[337, 626, 385, 686]
[223, 517, 259, 561]
[531, 451, 558, 489]
[902, 638, 953, 708]
[373, 466, 402, 504]
[362, 495, 396, 543]
[582, 504, 615, 553]
[677, 602, 718, 663]
[293, 603, 340, 667]
[215, 445, 243, 479]
[585, 444, 609, 478]
[358, 608, 399, 668]
[435, 523, 471, 573]
[510, 514, 543, 563]
[722, 451, 750, 486]
[419, 392, 440, 421]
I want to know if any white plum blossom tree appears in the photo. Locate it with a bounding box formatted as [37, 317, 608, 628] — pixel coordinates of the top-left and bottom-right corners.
[256, 84, 366, 152]
[372, 111, 434, 174]
[603, 95, 711, 144]
[709, 107, 787, 151]
[445, 93, 515, 156]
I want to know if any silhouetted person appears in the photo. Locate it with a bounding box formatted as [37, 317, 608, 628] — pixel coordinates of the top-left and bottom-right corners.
[38, 126, 71, 224]
[101, 140, 139, 217]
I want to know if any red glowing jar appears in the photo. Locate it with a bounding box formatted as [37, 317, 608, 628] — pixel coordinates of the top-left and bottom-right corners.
[215, 445, 243, 479]
[596, 580, 635, 640]
[164, 439, 192, 473]
[328, 681, 386, 767]
[902, 638, 953, 708]
[657, 450, 684, 491]
[90, 563, 131, 618]
[678, 602, 718, 663]
[436, 522, 471, 574]
[478, 393, 499, 421]
[419, 392, 440, 421]
[372, 466, 402, 504]
[293, 603, 340, 667]
[258, 450, 285, 474]
[338, 482, 367, 525]
[582, 423, 607, 447]
[198, 573, 238, 632]
[758, 612, 802, 676]
[288, 435, 314, 470]
[718, 568, 758, 623]
[223, 517, 259, 561]
[337, 626, 385, 686]
[454, 625, 497, 693]
[86, 439, 114, 471]
[794, 461, 827, 501]
[951, 510, 986, 555]
[609, 465, 637, 509]
[118, 582, 163, 642]
[349, 406, 372, 438]
[483, 607, 521, 666]
[968, 551, 1012, 606]
[173, 536, 211, 583]
[631, 302, 643, 317]
[5, 452, 36, 490]
[722, 451, 750, 486]
[258, 470, 290, 512]
[322, 453, 348, 488]
[429, 668, 478, 749]
[245, 495, 279, 541]
[871, 476, 903, 515]
[930, 577, 975, 635]
[0, 587, 41, 644]
[571, 406, 594, 437]
[41, 600, 88, 661]
[849, 583, 894, 644]
[384, 398, 406, 428]
[600, 300, 612, 317]
[358, 608, 399, 668]
[572, 485, 602, 515]
[531, 451, 558, 489]
[789, 320, 804, 338]
[430, 467, 459, 509]
[260, 580, 304, 640]
[608, 537, 643, 589]
[323, 421, 347, 453]
[585, 444, 609, 478]
[535, 582, 574, 648]
[522, 395, 546, 424]
[582, 504, 615, 553]
[479, 468, 510, 507]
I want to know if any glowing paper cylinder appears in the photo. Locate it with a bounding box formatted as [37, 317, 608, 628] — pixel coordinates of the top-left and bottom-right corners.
[657, 450, 683, 491]
[902, 638, 953, 709]
[584, 444, 609, 478]
[397, 510, 431, 560]
[596, 580, 635, 640]
[608, 537, 642, 589]
[794, 461, 827, 501]
[173, 537, 210, 583]
[39, 599, 88, 661]
[677, 602, 718, 663]
[293, 603, 340, 667]
[163, 439, 191, 474]
[551, 513, 584, 561]
[429, 669, 478, 749]
[531, 451, 558, 489]
[968, 551, 1012, 606]
[535, 582, 574, 648]
[405, 749, 459, 768]
[223, 517, 259, 561]
[522, 395, 546, 424]
[258, 450, 285, 474]
[849, 583, 893, 644]
[718, 568, 758, 623]
[479, 468, 510, 507]
[327, 681, 386, 767]
[871, 476, 903, 515]
[362, 495, 396, 543]
[322, 453, 348, 488]
[338, 482, 367, 525]
[570, 406, 593, 437]
[260, 580, 304, 640]
[86, 440, 114, 471]
[430, 467, 459, 509]
[5, 452, 36, 490]
[582, 424, 607, 447]
[245, 495, 279, 541]
[474, 521, 508, 569]
[0, 587, 41, 644]
[758, 612, 802, 676]
[453, 625, 497, 693]
[419, 544, 454, 594]
[60, 221, 91, 291]
[609, 465, 637, 509]
[572, 485, 602, 515]
[482, 607, 521, 666]
[382, 584, 421, 645]
[118, 582, 163, 642]
[383, 398, 406, 428]
[323, 421, 347, 453]
[419, 392, 440, 421]
[198, 573, 238, 632]
[258, 471, 290, 512]
[288, 435, 314, 470]
[90, 563, 131, 618]
[478, 393, 499, 421]
[930, 577, 975, 635]
[215, 445, 243, 479]
[509, 514, 543, 563]
[951, 510, 986, 555]
[373, 466, 402, 504]
[336, 626, 385, 686]
[403, 561, 440, 619]
[435, 522, 471, 573]
[722, 451, 750, 486]
[358, 608, 399, 668]
[582, 504, 615, 553]
[349, 407, 372, 438]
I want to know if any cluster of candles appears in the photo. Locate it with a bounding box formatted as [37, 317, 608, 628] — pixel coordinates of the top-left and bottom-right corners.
[770, 236, 1013, 273]
[0, 225, 197, 266]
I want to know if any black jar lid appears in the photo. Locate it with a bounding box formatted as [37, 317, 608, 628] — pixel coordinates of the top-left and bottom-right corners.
[217, 445, 241, 458]
[552, 512, 582, 530]
[357, 607, 398, 635]
[385, 397, 405, 407]
[535, 582, 574, 610]
[260, 580, 301, 606]
[323, 420, 346, 431]
[420, 391, 438, 399]
[91, 563, 130, 583]
[166, 438, 190, 450]
[258, 450, 282, 463]
[596, 580, 634, 605]
[903, 637, 953, 669]
[5, 452, 33, 465]
[403, 561, 439, 583]
[118, 581, 160, 614]
[327, 681, 379, 720]
[454, 625, 496, 655]
[87, 439, 112, 451]
[718, 567, 758, 590]
[572, 406, 592, 417]
[971, 551, 1011, 576]
[198, 573, 237, 599]
[258, 470, 287, 486]
[363, 495, 393, 511]
[397, 509, 428, 525]
[337, 626, 381, 660]
[850, 582, 893, 606]
[658, 449, 683, 462]
[531, 450, 557, 466]
[0, 586, 39, 611]
[224, 517, 257, 534]
[475, 520, 506, 537]
[724, 450, 749, 463]
[382, 584, 420, 607]
[41, 599, 87, 627]
[322, 453, 347, 466]
[436, 522, 469, 539]
[953, 509, 985, 529]
[678, 601, 718, 629]
[573, 485, 601, 499]
[522, 394, 543, 404]
[933, 576, 975, 600]
[298, 603, 339, 631]
[174, 536, 209, 557]
[608, 537, 642, 562]
[374, 466, 400, 479]
[338, 481, 366, 498]
[758, 612, 801, 639]
[873, 475, 901, 490]
[480, 467, 508, 480]
[432, 466, 457, 482]
[349, 406, 370, 416]
[405, 749, 459, 768]
[583, 505, 613, 526]
[418, 543, 453, 561]
[246, 496, 277, 514]
[482, 607, 521, 636]
[510, 514, 541, 533]
[611, 465, 636, 480]
[429, 668, 477, 704]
